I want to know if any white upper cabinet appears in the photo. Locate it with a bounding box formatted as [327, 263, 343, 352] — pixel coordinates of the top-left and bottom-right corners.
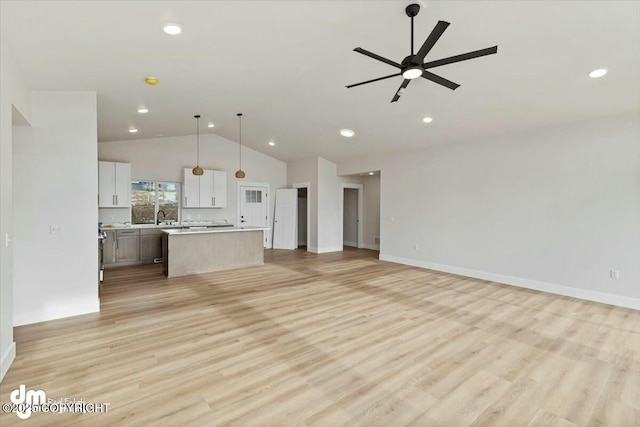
[200, 170, 215, 207]
[114, 162, 131, 207]
[98, 161, 131, 208]
[182, 168, 227, 208]
[183, 168, 200, 208]
[212, 170, 227, 208]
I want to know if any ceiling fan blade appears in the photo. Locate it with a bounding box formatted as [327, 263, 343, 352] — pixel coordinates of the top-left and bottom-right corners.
[391, 79, 411, 103]
[414, 21, 450, 63]
[423, 46, 498, 69]
[354, 47, 402, 69]
[421, 70, 460, 90]
[346, 73, 402, 89]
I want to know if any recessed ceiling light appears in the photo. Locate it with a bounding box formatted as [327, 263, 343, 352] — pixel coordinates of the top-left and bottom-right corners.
[138, 108, 149, 114]
[268, 141, 275, 146]
[368, 172, 375, 175]
[423, 117, 433, 123]
[589, 68, 607, 78]
[163, 23, 182, 35]
[144, 77, 159, 86]
[156, 134, 164, 137]
[340, 129, 355, 137]
[207, 123, 215, 128]
[129, 128, 138, 133]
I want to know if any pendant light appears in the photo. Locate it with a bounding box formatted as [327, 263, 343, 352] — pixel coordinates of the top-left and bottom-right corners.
[235, 113, 246, 179]
[192, 114, 203, 176]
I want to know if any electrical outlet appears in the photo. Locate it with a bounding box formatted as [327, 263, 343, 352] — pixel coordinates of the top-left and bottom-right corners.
[414, 244, 419, 251]
[50, 224, 63, 234]
[610, 269, 620, 279]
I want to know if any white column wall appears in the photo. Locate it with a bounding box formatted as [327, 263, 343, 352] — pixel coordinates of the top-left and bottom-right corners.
[0, 37, 31, 381]
[13, 92, 100, 326]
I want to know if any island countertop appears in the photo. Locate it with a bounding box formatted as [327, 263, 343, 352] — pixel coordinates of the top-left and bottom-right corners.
[162, 226, 270, 235]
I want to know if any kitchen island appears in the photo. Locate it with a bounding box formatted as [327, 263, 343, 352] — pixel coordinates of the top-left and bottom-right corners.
[162, 226, 269, 278]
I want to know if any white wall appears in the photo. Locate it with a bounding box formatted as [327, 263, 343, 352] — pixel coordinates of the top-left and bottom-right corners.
[317, 157, 344, 252]
[318, 158, 365, 253]
[362, 173, 380, 250]
[339, 114, 640, 309]
[0, 36, 31, 381]
[13, 92, 99, 326]
[98, 134, 287, 229]
[289, 157, 364, 253]
[343, 188, 358, 246]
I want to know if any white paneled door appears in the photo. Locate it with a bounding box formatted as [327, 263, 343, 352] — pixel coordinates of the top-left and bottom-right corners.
[239, 185, 269, 248]
[273, 189, 298, 250]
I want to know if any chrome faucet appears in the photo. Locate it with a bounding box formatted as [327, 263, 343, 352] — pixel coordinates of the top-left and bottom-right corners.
[157, 210, 166, 225]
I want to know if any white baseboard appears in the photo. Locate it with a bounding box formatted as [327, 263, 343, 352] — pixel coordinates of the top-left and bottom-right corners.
[0, 342, 16, 382]
[316, 246, 344, 254]
[343, 240, 357, 247]
[380, 254, 640, 310]
[361, 243, 380, 251]
[308, 246, 318, 253]
[14, 298, 100, 327]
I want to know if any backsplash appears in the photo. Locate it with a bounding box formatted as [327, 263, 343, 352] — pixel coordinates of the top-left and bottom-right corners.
[182, 208, 235, 224]
[99, 208, 131, 225]
[99, 207, 235, 226]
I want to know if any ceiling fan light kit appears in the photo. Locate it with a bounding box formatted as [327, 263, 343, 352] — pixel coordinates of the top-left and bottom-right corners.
[347, 3, 498, 102]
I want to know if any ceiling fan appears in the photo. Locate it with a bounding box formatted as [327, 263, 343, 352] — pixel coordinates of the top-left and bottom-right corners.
[347, 3, 498, 102]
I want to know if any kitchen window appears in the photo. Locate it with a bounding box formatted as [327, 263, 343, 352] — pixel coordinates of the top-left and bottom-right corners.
[131, 181, 180, 225]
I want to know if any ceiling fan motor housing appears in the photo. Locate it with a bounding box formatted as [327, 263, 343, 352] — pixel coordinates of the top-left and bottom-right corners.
[405, 3, 420, 17]
[402, 55, 420, 69]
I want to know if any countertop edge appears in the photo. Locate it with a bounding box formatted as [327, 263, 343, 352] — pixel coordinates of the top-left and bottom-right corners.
[163, 227, 270, 235]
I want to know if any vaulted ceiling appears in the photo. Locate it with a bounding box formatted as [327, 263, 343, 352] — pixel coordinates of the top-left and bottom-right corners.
[2, 1, 639, 163]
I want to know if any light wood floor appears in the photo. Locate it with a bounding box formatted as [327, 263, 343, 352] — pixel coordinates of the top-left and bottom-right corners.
[1, 248, 638, 426]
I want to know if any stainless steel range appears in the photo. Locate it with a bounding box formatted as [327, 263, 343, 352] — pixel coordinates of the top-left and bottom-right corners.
[98, 230, 106, 281]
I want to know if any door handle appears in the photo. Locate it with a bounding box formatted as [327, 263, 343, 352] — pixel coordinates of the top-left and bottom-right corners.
[185, 196, 187, 206]
[212, 197, 214, 206]
[115, 195, 118, 205]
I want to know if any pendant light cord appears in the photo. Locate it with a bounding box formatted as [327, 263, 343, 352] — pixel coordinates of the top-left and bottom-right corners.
[237, 113, 243, 170]
[195, 114, 201, 166]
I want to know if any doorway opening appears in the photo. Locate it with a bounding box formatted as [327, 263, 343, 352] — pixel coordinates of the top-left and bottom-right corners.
[297, 187, 308, 249]
[292, 182, 310, 251]
[340, 183, 363, 249]
[343, 188, 358, 247]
